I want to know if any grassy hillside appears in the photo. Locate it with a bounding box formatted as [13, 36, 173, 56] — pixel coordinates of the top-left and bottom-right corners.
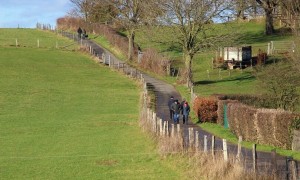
[0, 28, 77, 50]
[0, 31, 186, 179]
[135, 21, 294, 96]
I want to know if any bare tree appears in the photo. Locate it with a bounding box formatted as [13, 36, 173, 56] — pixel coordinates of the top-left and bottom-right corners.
[233, 0, 264, 20]
[89, 1, 117, 24]
[109, 0, 148, 61]
[150, 0, 233, 87]
[69, 0, 95, 22]
[256, 0, 280, 35]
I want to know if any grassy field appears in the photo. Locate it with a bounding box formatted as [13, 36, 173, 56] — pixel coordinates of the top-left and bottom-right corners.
[0, 31, 186, 179]
[0, 28, 77, 50]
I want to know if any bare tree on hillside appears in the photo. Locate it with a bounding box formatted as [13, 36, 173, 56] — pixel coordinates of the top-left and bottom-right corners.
[233, 0, 263, 20]
[89, 1, 117, 24]
[69, 0, 95, 22]
[149, 0, 233, 87]
[111, 0, 144, 61]
[256, 0, 280, 35]
[280, 0, 300, 33]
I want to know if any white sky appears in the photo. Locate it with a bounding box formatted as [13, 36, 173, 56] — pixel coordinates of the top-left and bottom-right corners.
[0, 0, 71, 28]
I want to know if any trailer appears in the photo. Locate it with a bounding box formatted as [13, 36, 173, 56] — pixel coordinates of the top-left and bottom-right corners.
[221, 46, 252, 69]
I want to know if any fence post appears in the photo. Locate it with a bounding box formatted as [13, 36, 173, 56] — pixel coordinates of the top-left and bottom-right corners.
[290, 159, 298, 180]
[286, 157, 293, 180]
[267, 42, 270, 55]
[160, 119, 163, 136]
[189, 128, 194, 148]
[211, 135, 215, 157]
[171, 124, 175, 138]
[204, 135, 207, 152]
[177, 124, 181, 137]
[270, 41, 274, 54]
[166, 121, 169, 136]
[195, 131, 199, 152]
[237, 136, 242, 161]
[252, 144, 257, 173]
[153, 112, 157, 133]
[16, 39, 18, 47]
[37, 39, 39, 48]
[223, 139, 228, 161]
[153, 114, 157, 133]
[162, 121, 166, 136]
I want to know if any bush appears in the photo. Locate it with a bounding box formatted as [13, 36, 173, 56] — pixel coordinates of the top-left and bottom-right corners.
[193, 97, 218, 123]
[139, 48, 171, 76]
[226, 101, 298, 149]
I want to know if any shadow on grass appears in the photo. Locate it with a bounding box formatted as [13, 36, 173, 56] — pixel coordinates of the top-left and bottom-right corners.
[237, 30, 292, 45]
[194, 74, 255, 85]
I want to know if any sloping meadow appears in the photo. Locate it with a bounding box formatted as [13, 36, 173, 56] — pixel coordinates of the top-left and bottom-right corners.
[0, 31, 183, 179]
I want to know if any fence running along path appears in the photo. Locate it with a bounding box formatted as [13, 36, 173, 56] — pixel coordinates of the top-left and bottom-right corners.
[59, 31, 300, 180]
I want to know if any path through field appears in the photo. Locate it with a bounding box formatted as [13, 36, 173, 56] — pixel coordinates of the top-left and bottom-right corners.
[62, 32, 298, 179]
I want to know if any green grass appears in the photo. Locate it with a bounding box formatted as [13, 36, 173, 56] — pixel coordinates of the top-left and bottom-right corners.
[0, 28, 77, 50]
[89, 34, 127, 61]
[0, 46, 185, 179]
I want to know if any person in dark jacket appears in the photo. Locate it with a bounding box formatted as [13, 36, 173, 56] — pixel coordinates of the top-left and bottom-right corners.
[180, 98, 186, 123]
[168, 96, 174, 120]
[171, 99, 181, 124]
[182, 102, 190, 125]
[77, 27, 82, 39]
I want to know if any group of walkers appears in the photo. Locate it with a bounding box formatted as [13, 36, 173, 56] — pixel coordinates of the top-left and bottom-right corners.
[77, 27, 88, 39]
[168, 96, 190, 125]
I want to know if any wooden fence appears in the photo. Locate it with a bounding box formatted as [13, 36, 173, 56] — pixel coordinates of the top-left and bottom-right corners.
[267, 41, 296, 55]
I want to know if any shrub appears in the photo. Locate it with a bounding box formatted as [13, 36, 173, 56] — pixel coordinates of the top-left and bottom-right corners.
[226, 101, 298, 149]
[139, 48, 171, 76]
[193, 97, 218, 123]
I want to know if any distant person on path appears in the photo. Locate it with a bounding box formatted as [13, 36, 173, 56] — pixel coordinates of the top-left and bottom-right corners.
[168, 96, 174, 120]
[77, 27, 82, 39]
[180, 98, 186, 123]
[82, 29, 87, 39]
[171, 99, 181, 124]
[182, 102, 190, 125]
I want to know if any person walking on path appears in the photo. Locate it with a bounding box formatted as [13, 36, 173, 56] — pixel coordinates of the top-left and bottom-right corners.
[182, 101, 190, 125]
[77, 27, 83, 39]
[171, 99, 181, 124]
[180, 98, 186, 123]
[168, 96, 175, 121]
[82, 29, 87, 39]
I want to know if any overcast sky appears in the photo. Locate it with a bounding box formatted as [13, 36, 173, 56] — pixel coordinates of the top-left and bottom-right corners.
[0, 0, 71, 28]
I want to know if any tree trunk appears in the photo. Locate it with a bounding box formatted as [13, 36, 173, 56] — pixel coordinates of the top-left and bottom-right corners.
[127, 30, 135, 61]
[265, 8, 275, 35]
[184, 53, 193, 88]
